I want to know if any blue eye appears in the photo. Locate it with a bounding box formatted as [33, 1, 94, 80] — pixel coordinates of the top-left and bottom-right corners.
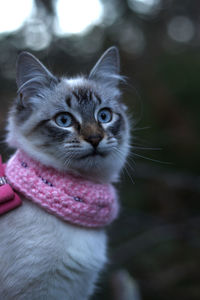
[55, 113, 73, 127]
[97, 109, 112, 123]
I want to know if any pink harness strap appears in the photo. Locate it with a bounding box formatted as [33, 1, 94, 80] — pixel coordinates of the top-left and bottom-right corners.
[0, 156, 22, 215]
[4, 151, 119, 228]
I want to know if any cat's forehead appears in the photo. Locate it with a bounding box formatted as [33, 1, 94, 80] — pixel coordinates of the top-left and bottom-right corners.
[66, 78, 101, 102]
[71, 86, 100, 105]
[50, 76, 120, 114]
[54, 77, 102, 109]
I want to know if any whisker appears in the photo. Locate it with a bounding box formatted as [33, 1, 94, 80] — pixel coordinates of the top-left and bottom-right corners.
[132, 126, 151, 132]
[123, 164, 135, 184]
[130, 145, 162, 151]
[64, 143, 81, 147]
[130, 152, 171, 165]
[112, 147, 135, 184]
[64, 145, 81, 148]
[63, 152, 75, 168]
[0, 132, 7, 145]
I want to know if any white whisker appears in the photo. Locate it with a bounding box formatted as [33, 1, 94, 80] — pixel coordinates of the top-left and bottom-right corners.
[130, 152, 170, 165]
[111, 147, 135, 184]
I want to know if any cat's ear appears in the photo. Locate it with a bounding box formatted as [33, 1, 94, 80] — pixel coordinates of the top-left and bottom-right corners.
[89, 46, 121, 87]
[16, 52, 58, 102]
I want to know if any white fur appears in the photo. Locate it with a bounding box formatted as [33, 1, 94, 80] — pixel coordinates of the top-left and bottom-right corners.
[0, 199, 107, 299]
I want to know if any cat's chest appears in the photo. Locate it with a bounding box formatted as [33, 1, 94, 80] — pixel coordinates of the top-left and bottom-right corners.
[0, 199, 107, 276]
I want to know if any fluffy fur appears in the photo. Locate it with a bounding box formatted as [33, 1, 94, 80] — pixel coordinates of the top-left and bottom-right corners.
[0, 47, 130, 299]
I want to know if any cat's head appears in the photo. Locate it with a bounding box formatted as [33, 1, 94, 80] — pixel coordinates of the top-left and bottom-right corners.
[6, 47, 130, 183]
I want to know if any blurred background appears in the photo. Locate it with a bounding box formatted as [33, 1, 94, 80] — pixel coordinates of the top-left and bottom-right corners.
[0, 0, 200, 299]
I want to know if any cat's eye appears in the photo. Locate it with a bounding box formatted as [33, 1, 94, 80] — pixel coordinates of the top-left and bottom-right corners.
[97, 108, 112, 123]
[55, 113, 73, 127]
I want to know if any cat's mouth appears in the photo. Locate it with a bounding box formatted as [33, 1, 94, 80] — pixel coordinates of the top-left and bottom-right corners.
[79, 149, 107, 159]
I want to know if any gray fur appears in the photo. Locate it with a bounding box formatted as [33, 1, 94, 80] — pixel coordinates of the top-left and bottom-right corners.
[89, 46, 121, 88]
[16, 52, 59, 107]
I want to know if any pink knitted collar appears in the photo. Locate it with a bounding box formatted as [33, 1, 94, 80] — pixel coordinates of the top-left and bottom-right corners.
[4, 150, 119, 228]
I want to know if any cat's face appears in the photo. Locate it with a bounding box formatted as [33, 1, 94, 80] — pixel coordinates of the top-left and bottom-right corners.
[7, 47, 130, 182]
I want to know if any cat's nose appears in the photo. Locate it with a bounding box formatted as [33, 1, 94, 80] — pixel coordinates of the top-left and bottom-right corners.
[85, 134, 103, 148]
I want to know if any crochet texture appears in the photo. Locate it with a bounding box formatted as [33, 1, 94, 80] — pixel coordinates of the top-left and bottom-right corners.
[5, 150, 119, 228]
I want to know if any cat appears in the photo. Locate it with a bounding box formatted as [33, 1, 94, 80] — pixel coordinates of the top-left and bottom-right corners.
[0, 47, 130, 299]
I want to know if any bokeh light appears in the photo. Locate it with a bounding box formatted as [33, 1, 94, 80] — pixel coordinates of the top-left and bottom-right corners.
[0, 0, 34, 33]
[128, 0, 161, 15]
[54, 0, 103, 35]
[24, 21, 51, 51]
[167, 16, 195, 43]
[119, 23, 145, 55]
